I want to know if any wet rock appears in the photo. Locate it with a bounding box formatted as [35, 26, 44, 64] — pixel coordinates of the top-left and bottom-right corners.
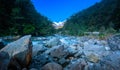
[84, 44, 105, 51]
[0, 51, 10, 70]
[58, 58, 66, 64]
[50, 45, 69, 58]
[105, 46, 110, 51]
[32, 37, 47, 41]
[67, 45, 78, 55]
[58, 58, 69, 67]
[42, 62, 63, 70]
[88, 39, 97, 45]
[32, 44, 47, 57]
[78, 36, 90, 42]
[30, 68, 38, 70]
[60, 38, 69, 46]
[30, 54, 53, 69]
[107, 34, 120, 51]
[99, 40, 107, 46]
[3, 36, 20, 41]
[88, 63, 102, 70]
[22, 68, 27, 70]
[0, 39, 5, 49]
[45, 37, 60, 47]
[88, 51, 120, 70]
[100, 51, 120, 70]
[0, 35, 32, 69]
[44, 45, 61, 55]
[74, 51, 83, 58]
[86, 53, 99, 63]
[69, 59, 88, 70]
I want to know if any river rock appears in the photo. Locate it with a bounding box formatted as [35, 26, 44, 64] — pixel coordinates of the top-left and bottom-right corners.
[58, 58, 70, 67]
[30, 68, 38, 70]
[60, 38, 69, 46]
[32, 44, 47, 57]
[0, 35, 32, 69]
[0, 51, 10, 70]
[69, 59, 88, 70]
[86, 53, 99, 63]
[100, 51, 120, 70]
[50, 45, 69, 58]
[29, 54, 53, 69]
[22, 68, 27, 70]
[88, 63, 102, 70]
[3, 36, 20, 40]
[84, 52, 112, 70]
[45, 37, 60, 47]
[107, 34, 120, 51]
[42, 62, 63, 70]
[0, 39, 5, 49]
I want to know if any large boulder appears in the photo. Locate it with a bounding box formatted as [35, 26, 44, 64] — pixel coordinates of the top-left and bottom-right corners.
[0, 39, 5, 49]
[0, 51, 10, 70]
[42, 62, 63, 70]
[107, 34, 120, 51]
[0, 35, 32, 69]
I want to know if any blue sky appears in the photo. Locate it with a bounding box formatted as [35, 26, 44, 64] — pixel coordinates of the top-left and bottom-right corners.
[31, 0, 101, 22]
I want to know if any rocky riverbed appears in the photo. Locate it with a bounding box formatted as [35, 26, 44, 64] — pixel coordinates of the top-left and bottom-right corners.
[29, 34, 120, 70]
[0, 34, 120, 70]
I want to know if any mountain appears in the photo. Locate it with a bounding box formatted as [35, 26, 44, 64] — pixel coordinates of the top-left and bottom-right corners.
[62, 0, 120, 35]
[0, 0, 55, 36]
[52, 21, 65, 29]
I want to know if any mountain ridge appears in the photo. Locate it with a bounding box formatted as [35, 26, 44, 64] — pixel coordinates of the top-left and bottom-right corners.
[62, 0, 120, 35]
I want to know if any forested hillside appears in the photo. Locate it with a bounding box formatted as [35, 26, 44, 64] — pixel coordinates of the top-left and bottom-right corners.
[0, 0, 54, 36]
[62, 0, 120, 35]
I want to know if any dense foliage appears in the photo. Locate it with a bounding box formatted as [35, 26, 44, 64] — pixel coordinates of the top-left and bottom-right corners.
[0, 0, 55, 36]
[62, 0, 120, 35]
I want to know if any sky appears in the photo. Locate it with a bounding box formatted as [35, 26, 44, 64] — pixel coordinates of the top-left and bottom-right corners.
[31, 0, 101, 22]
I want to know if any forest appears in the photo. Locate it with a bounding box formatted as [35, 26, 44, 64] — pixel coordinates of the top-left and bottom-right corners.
[0, 0, 55, 36]
[61, 0, 120, 36]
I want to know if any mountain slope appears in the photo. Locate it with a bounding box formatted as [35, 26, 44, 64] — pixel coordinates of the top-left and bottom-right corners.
[62, 0, 120, 35]
[0, 0, 54, 36]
